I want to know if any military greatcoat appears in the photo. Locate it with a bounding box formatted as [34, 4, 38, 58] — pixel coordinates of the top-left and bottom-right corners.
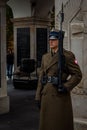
[35, 49, 82, 130]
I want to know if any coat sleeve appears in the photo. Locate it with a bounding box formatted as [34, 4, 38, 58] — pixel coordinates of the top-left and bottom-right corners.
[35, 55, 44, 101]
[64, 52, 82, 91]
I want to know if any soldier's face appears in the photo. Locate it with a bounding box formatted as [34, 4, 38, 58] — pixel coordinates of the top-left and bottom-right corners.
[49, 39, 59, 50]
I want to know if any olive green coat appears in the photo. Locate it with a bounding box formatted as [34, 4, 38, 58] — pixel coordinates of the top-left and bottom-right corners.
[35, 49, 82, 130]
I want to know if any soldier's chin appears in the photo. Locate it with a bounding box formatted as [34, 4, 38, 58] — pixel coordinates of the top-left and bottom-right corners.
[50, 45, 54, 48]
[50, 46, 55, 49]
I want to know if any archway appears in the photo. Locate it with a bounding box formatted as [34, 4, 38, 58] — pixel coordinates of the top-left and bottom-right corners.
[0, 0, 54, 114]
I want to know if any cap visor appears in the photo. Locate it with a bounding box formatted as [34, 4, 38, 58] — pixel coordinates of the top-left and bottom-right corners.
[49, 36, 57, 40]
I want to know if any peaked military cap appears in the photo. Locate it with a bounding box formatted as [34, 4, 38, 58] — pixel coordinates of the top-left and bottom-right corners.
[49, 29, 65, 40]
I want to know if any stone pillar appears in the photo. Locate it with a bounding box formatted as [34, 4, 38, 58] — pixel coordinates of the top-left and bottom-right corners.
[0, 0, 9, 114]
[71, 13, 87, 123]
[30, 25, 36, 59]
[83, 12, 87, 93]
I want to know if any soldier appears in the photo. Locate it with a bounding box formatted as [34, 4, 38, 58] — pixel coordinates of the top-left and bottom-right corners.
[35, 29, 82, 130]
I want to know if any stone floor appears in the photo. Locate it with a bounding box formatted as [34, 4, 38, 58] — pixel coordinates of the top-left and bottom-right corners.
[0, 80, 39, 130]
[0, 79, 87, 130]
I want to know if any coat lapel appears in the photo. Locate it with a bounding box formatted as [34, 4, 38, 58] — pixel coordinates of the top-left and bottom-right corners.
[46, 52, 58, 71]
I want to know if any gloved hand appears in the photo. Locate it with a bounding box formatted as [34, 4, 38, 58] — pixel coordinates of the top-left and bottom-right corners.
[36, 100, 41, 109]
[58, 85, 68, 94]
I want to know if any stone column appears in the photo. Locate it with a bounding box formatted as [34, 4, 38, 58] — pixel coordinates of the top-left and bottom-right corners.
[30, 26, 36, 59]
[71, 11, 87, 121]
[0, 0, 9, 114]
[83, 12, 87, 93]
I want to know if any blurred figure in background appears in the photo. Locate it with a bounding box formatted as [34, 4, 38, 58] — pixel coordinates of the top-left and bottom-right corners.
[7, 48, 14, 79]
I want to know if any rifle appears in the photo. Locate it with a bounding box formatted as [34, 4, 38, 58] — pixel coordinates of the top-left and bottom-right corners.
[58, 3, 66, 92]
